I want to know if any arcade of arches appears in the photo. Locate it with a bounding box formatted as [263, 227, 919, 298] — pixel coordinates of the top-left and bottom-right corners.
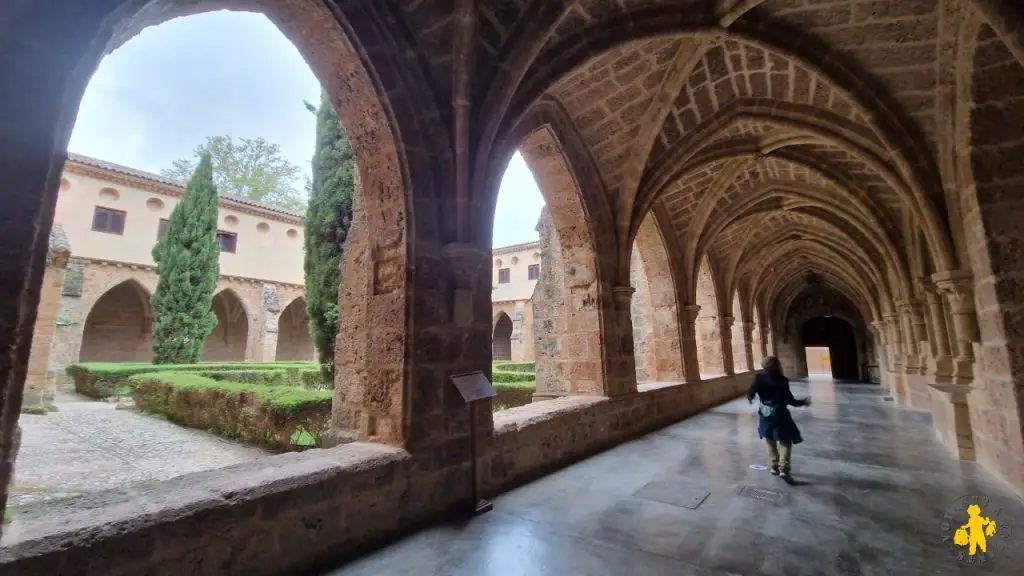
[41, 262, 314, 388]
[3, 1, 1024, 573]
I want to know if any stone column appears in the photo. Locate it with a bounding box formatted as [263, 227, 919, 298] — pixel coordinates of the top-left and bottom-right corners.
[23, 225, 71, 413]
[933, 271, 978, 363]
[720, 316, 735, 375]
[742, 321, 755, 372]
[896, 302, 920, 358]
[871, 320, 891, 391]
[681, 304, 701, 382]
[758, 320, 769, 359]
[909, 300, 929, 364]
[608, 286, 639, 396]
[925, 280, 954, 360]
[884, 313, 908, 402]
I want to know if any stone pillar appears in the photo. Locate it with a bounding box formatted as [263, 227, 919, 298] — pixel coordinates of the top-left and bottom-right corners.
[871, 321, 891, 391]
[742, 321, 755, 372]
[933, 271, 978, 363]
[681, 304, 701, 382]
[758, 320, 769, 360]
[909, 301, 928, 358]
[533, 209, 569, 401]
[924, 287, 953, 361]
[23, 224, 71, 413]
[608, 286, 638, 397]
[257, 283, 280, 362]
[720, 316, 735, 375]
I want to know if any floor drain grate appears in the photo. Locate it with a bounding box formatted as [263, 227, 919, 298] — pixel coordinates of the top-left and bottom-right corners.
[738, 485, 786, 505]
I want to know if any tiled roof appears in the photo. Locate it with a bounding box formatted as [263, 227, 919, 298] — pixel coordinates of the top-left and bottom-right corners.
[65, 152, 306, 219]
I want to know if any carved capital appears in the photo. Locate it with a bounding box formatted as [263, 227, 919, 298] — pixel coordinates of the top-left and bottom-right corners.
[721, 315, 735, 329]
[932, 270, 975, 315]
[683, 304, 701, 324]
[611, 285, 635, 309]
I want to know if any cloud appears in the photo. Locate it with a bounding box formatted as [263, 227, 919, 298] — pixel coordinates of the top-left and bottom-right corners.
[67, 10, 545, 248]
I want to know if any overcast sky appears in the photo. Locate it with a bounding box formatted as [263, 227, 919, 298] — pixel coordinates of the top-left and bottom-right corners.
[68, 10, 544, 248]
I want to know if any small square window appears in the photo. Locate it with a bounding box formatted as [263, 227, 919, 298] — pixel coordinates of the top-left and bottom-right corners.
[528, 264, 540, 280]
[217, 231, 237, 253]
[157, 218, 170, 241]
[91, 206, 126, 235]
[498, 268, 510, 284]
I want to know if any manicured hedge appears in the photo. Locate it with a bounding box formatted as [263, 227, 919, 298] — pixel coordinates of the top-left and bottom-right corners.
[129, 372, 331, 450]
[200, 369, 329, 391]
[67, 361, 321, 398]
[493, 380, 535, 410]
[493, 361, 535, 373]
[491, 368, 536, 384]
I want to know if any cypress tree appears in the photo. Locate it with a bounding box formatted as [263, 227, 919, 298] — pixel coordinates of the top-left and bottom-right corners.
[151, 152, 221, 364]
[304, 90, 355, 379]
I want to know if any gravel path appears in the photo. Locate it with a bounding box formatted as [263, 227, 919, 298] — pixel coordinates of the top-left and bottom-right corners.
[9, 392, 267, 509]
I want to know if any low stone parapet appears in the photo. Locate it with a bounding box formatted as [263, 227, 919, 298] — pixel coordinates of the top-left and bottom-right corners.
[0, 374, 750, 575]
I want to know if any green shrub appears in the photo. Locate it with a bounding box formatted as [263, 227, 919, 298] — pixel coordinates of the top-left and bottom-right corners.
[201, 368, 329, 391]
[129, 372, 331, 450]
[493, 361, 535, 373]
[491, 369, 536, 384]
[67, 361, 321, 398]
[493, 380, 536, 411]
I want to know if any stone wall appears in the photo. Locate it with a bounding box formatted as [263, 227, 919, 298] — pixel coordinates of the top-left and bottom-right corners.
[0, 374, 749, 575]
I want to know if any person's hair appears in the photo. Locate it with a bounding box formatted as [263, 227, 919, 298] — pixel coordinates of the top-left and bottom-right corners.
[761, 355, 783, 374]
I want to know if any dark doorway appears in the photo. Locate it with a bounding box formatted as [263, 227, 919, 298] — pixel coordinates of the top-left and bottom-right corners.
[801, 317, 858, 380]
[493, 313, 513, 361]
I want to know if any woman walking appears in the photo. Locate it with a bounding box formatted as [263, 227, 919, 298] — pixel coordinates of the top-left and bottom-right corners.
[747, 356, 811, 479]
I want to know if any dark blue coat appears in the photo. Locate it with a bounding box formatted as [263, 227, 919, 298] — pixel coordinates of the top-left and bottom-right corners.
[746, 371, 808, 444]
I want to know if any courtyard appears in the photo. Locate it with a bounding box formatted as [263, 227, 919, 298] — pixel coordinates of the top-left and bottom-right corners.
[8, 392, 265, 515]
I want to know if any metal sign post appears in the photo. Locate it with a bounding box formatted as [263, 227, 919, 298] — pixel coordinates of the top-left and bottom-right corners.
[449, 370, 497, 515]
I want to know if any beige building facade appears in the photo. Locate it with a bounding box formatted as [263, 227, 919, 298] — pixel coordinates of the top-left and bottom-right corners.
[23, 154, 316, 410]
[491, 240, 541, 362]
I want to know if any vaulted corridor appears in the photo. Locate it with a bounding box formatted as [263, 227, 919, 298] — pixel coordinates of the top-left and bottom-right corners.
[331, 379, 1024, 576]
[4, 1, 1024, 573]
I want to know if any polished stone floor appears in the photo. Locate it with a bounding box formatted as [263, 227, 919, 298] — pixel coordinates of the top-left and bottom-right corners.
[327, 379, 1024, 575]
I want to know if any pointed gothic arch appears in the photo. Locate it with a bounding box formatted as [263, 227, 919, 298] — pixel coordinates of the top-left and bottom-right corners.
[276, 297, 315, 361]
[80, 279, 154, 363]
[202, 289, 249, 361]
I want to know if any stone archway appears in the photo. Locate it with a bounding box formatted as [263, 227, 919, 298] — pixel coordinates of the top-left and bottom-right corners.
[202, 289, 249, 362]
[695, 257, 724, 378]
[492, 312, 513, 361]
[80, 280, 154, 363]
[276, 297, 314, 361]
[802, 316, 859, 380]
[630, 214, 684, 383]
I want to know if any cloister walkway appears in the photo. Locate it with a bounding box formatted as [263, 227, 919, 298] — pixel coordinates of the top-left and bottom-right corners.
[328, 380, 1024, 576]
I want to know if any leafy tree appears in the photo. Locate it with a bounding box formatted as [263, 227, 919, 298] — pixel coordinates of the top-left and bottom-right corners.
[162, 135, 306, 211]
[304, 91, 356, 378]
[151, 152, 221, 364]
